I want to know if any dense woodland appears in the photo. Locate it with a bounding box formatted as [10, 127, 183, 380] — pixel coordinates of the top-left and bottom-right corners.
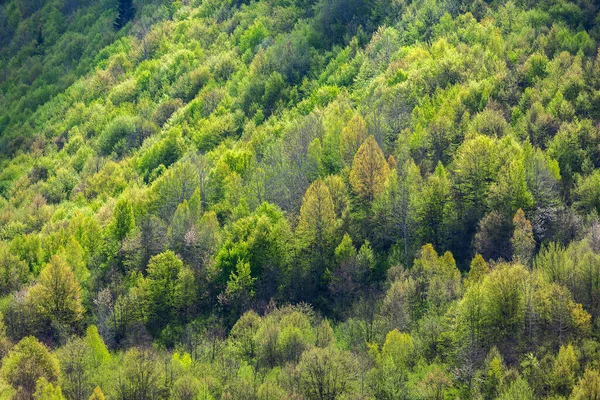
[2, 0, 600, 398]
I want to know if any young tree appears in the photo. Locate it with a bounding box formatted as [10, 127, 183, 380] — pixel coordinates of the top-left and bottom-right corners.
[465, 254, 488, 287]
[372, 159, 421, 265]
[488, 157, 534, 217]
[370, 329, 416, 399]
[552, 344, 579, 396]
[0, 246, 29, 295]
[116, 348, 162, 400]
[33, 378, 65, 400]
[85, 325, 110, 370]
[220, 260, 256, 324]
[88, 387, 105, 400]
[474, 211, 513, 261]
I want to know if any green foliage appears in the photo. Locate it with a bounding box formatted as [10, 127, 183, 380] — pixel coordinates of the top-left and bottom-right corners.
[298, 346, 358, 400]
[109, 197, 135, 242]
[144, 251, 184, 337]
[2, 336, 59, 400]
[350, 136, 390, 203]
[33, 377, 65, 400]
[27, 255, 83, 331]
[2, 0, 600, 396]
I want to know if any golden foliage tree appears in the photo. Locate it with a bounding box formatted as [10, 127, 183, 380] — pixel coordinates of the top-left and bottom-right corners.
[340, 114, 368, 166]
[350, 136, 390, 203]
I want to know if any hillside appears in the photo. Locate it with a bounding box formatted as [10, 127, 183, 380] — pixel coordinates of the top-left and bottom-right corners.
[1, 0, 600, 398]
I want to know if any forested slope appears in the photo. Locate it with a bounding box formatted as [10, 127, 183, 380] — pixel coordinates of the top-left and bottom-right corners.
[1, 0, 600, 398]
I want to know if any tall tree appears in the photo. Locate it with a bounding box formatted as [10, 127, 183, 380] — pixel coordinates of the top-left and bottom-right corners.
[511, 209, 536, 266]
[350, 136, 390, 203]
[297, 180, 336, 273]
[416, 162, 453, 249]
[340, 114, 368, 166]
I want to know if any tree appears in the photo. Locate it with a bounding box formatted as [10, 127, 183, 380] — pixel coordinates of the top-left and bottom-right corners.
[497, 378, 534, 400]
[465, 254, 488, 287]
[220, 260, 256, 324]
[84, 326, 110, 369]
[33, 378, 65, 400]
[88, 387, 105, 400]
[298, 347, 358, 400]
[145, 251, 184, 336]
[370, 329, 416, 398]
[413, 244, 461, 314]
[416, 162, 453, 248]
[572, 369, 600, 400]
[0, 246, 28, 295]
[350, 136, 390, 203]
[488, 157, 533, 217]
[151, 161, 201, 221]
[56, 337, 92, 400]
[474, 211, 513, 261]
[27, 255, 83, 330]
[511, 209, 536, 266]
[574, 170, 600, 215]
[2, 336, 60, 400]
[110, 197, 135, 242]
[524, 146, 560, 209]
[552, 344, 578, 396]
[372, 159, 421, 265]
[116, 348, 162, 400]
[452, 135, 499, 251]
[114, 0, 135, 30]
[340, 114, 368, 166]
[229, 310, 261, 362]
[329, 234, 359, 312]
[297, 180, 336, 277]
[381, 277, 416, 333]
[475, 347, 506, 399]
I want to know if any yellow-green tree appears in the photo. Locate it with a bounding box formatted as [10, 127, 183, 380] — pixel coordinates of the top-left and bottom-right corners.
[571, 369, 600, 400]
[349, 136, 390, 203]
[88, 387, 105, 400]
[27, 255, 83, 329]
[511, 209, 535, 266]
[340, 114, 368, 166]
[2, 336, 60, 400]
[33, 378, 65, 400]
[297, 180, 336, 268]
[109, 197, 135, 242]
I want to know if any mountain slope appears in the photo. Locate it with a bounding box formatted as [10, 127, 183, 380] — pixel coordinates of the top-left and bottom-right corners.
[1, 0, 600, 398]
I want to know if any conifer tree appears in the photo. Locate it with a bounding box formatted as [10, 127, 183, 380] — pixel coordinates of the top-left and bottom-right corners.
[511, 209, 536, 266]
[114, 0, 135, 30]
[350, 136, 390, 203]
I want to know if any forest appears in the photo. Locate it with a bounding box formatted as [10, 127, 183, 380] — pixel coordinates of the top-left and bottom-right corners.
[1, 0, 600, 398]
